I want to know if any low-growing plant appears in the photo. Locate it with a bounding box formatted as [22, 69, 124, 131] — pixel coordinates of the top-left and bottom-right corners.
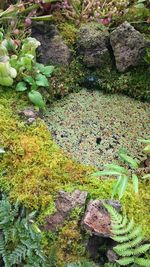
[93, 149, 140, 199]
[0, 32, 54, 108]
[66, 260, 98, 267]
[0, 195, 51, 266]
[61, 0, 130, 25]
[104, 202, 150, 267]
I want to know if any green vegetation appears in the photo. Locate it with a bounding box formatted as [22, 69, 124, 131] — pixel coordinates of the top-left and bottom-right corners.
[93, 149, 140, 199]
[104, 203, 150, 266]
[0, 0, 149, 266]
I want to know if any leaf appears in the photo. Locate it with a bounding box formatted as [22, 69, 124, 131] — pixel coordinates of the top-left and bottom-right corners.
[132, 174, 139, 193]
[106, 163, 128, 175]
[119, 153, 139, 169]
[0, 147, 5, 154]
[92, 170, 121, 177]
[118, 175, 128, 199]
[28, 90, 45, 109]
[111, 175, 123, 199]
[117, 257, 134, 265]
[142, 173, 150, 179]
[35, 74, 49, 87]
[16, 82, 27, 92]
[23, 76, 34, 85]
[36, 63, 54, 77]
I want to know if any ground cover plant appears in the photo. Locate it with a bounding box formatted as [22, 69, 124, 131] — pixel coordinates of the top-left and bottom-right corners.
[0, 0, 149, 266]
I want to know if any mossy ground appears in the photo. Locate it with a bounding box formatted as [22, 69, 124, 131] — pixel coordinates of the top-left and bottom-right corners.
[0, 87, 149, 264]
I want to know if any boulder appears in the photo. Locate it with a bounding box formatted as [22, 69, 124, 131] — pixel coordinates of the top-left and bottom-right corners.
[44, 190, 88, 231]
[32, 22, 71, 66]
[82, 200, 121, 238]
[77, 23, 111, 68]
[110, 21, 150, 72]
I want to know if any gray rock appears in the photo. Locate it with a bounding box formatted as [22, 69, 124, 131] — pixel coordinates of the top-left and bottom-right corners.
[32, 22, 71, 66]
[44, 190, 88, 231]
[77, 23, 111, 68]
[106, 249, 118, 262]
[110, 21, 150, 72]
[82, 199, 121, 238]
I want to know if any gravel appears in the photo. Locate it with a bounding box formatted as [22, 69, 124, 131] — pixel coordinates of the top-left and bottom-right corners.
[45, 89, 150, 168]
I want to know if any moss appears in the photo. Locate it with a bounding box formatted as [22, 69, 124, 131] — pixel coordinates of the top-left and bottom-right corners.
[0, 87, 149, 265]
[48, 58, 85, 99]
[58, 22, 78, 47]
[87, 65, 150, 102]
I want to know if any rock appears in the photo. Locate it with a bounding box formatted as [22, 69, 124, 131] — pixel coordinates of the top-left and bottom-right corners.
[145, 157, 150, 167]
[82, 200, 121, 237]
[44, 190, 88, 231]
[77, 23, 111, 68]
[18, 107, 40, 124]
[110, 21, 150, 72]
[32, 22, 71, 66]
[106, 249, 118, 262]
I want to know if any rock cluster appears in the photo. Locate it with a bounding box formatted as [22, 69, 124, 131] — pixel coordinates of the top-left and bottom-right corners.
[77, 21, 150, 72]
[32, 21, 150, 72]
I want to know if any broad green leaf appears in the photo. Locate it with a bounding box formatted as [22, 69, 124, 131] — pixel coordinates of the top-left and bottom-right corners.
[92, 170, 120, 177]
[28, 90, 45, 109]
[23, 75, 34, 85]
[31, 83, 38, 91]
[119, 153, 139, 169]
[118, 175, 128, 199]
[41, 65, 54, 77]
[35, 74, 49, 87]
[106, 163, 128, 175]
[0, 147, 5, 154]
[132, 174, 139, 193]
[142, 173, 150, 179]
[16, 82, 27, 92]
[111, 175, 122, 199]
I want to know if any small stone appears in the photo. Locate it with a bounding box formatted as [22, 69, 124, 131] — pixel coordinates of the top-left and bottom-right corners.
[44, 190, 88, 231]
[82, 200, 121, 237]
[18, 107, 38, 118]
[106, 249, 118, 262]
[145, 157, 150, 167]
[110, 21, 150, 72]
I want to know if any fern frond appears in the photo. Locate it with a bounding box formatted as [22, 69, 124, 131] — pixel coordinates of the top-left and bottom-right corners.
[114, 235, 143, 252]
[112, 218, 134, 235]
[135, 258, 150, 267]
[113, 226, 142, 243]
[103, 203, 122, 224]
[9, 244, 27, 266]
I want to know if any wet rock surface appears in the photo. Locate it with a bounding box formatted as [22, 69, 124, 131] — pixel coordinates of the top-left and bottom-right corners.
[44, 190, 87, 231]
[45, 89, 150, 168]
[82, 200, 120, 237]
[110, 21, 150, 72]
[32, 22, 71, 65]
[77, 23, 111, 68]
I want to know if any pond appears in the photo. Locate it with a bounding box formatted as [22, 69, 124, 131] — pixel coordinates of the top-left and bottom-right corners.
[45, 89, 150, 168]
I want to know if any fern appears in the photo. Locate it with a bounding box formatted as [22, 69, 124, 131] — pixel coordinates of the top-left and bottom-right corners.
[104, 203, 150, 266]
[0, 195, 50, 266]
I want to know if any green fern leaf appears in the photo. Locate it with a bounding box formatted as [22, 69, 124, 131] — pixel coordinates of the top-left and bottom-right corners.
[116, 257, 134, 265]
[135, 258, 150, 267]
[113, 226, 142, 243]
[112, 218, 134, 235]
[114, 235, 143, 253]
[133, 244, 150, 255]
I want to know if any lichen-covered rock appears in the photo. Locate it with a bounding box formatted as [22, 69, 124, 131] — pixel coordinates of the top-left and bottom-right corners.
[82, 200, 120, 237]
[44, 190, 88, 231]
[32, 22, 71, 66]
[77, 23, 111, 68]
[110, 21, 150, 72]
